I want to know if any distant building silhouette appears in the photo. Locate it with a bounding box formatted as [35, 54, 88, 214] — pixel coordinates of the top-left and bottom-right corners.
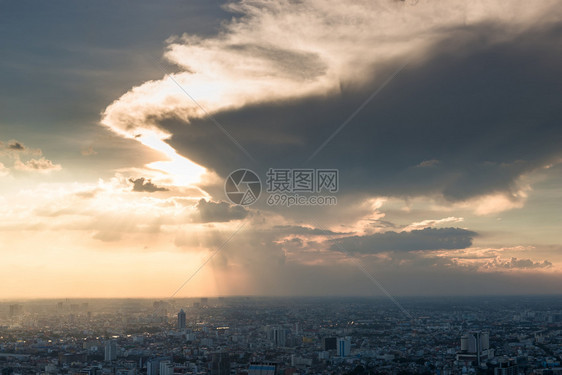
[268, 327, 287, 347]
[104, 341, 117, 362]
[160, 360, 173, 375]
[494, 358, 518, 375]
[210, 352, 230, 375]
[323, 337, 337, 351]
[147, 357, 171, 375]
[9, 304, 23, 317]
[177, 309, 186, 330]
[457, 331, 493, 366]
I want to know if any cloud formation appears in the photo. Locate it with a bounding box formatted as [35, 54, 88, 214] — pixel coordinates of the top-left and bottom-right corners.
[332, 227, 476, 253]
[100, 0, 562, 217]
[14, 157, 62, 172]
[92, 0, 562, 295]
[129, 177, 169, 192]
[0, 162, 8, 177]
[8, 141, 24, 151]
[486, 257, 553, 270]
[194, 199, 248, 222]
[1, 139, 61, 174]
[2, 0, 561, 298]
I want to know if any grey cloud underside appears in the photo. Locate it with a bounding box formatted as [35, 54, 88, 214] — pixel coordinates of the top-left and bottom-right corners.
[8, 142, 24, 151]
[331, 227, 476, 253]
[493, 257, 552, 269]
[157, 23, 562, 201]
[271, 225, 349, 236]
[195, 199, 248, 222]
[129, 177, 168, 192]
[172, 228, 557, 296]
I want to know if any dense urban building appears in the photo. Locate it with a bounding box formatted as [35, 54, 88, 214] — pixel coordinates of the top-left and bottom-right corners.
[0, 296, 561, 375]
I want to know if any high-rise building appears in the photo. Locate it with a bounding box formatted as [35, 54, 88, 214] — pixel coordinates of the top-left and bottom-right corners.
[494, 358, 518, 375]
[248, 362, 276, 375]
[269, 327, 287, 347]
[160, 360, 173, 375]
[9, 304, 23, 317]
[147, 359, 159, 375]
[323, 337, 337, 351]
[337, 337, 351, 357]
[457, 331, 493, 366]
[177, 309, 186, 330]
[210, 352, 230, 375]
[104, 341, 117, 362]
[147, 357, 171, 375]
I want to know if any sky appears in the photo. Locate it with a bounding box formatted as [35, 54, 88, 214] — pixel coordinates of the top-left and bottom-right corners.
[0, 0, 561, 299]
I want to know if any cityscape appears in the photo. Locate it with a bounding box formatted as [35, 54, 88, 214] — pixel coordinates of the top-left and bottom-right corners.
[1, 296, 561, 375]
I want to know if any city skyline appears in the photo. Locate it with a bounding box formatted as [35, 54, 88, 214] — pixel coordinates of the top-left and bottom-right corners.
[1, 295, 561, 374]
[1, 0, 562, 298]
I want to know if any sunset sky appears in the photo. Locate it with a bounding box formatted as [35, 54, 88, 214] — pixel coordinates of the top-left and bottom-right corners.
[1, 0, 561, 299]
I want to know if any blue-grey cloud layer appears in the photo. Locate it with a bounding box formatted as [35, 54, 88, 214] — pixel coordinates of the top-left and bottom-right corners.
[331, 227, 476, 253]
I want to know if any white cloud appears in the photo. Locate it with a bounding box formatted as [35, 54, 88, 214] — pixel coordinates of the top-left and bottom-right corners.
[458, 189, 528, 216]
[0, 162, 9, 177]
[422, 246, 555, 272]
[13, 157, 62, 173]
[0, 139, 62, 173]
[404, 216, 464, 231]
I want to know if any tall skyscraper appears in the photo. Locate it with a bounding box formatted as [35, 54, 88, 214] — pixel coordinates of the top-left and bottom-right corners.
[457, 331, 493, 366]
[210, 352, 230, 375]
[9, 304, 23, 317]
[177, 309, 186, 330]
[147, 357, 171, 375]
[104, 341, 117, 362]
[323, 337, 337, 351]
[160, 360, 173, 375]
[337, 337, 351, 357]
[147, 359, 159, 375]
[269, 327, 287, 347]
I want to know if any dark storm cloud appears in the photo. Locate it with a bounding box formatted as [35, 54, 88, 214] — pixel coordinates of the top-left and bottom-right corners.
[158, 23, 562, 202]
[331, 227, 476, 253]
[173, 226, 559, 296]
[271, 225, 347, 236]
[8, 141, 24, 151]
[194, 199, 248, 222]
[129, 177, 168, 192]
